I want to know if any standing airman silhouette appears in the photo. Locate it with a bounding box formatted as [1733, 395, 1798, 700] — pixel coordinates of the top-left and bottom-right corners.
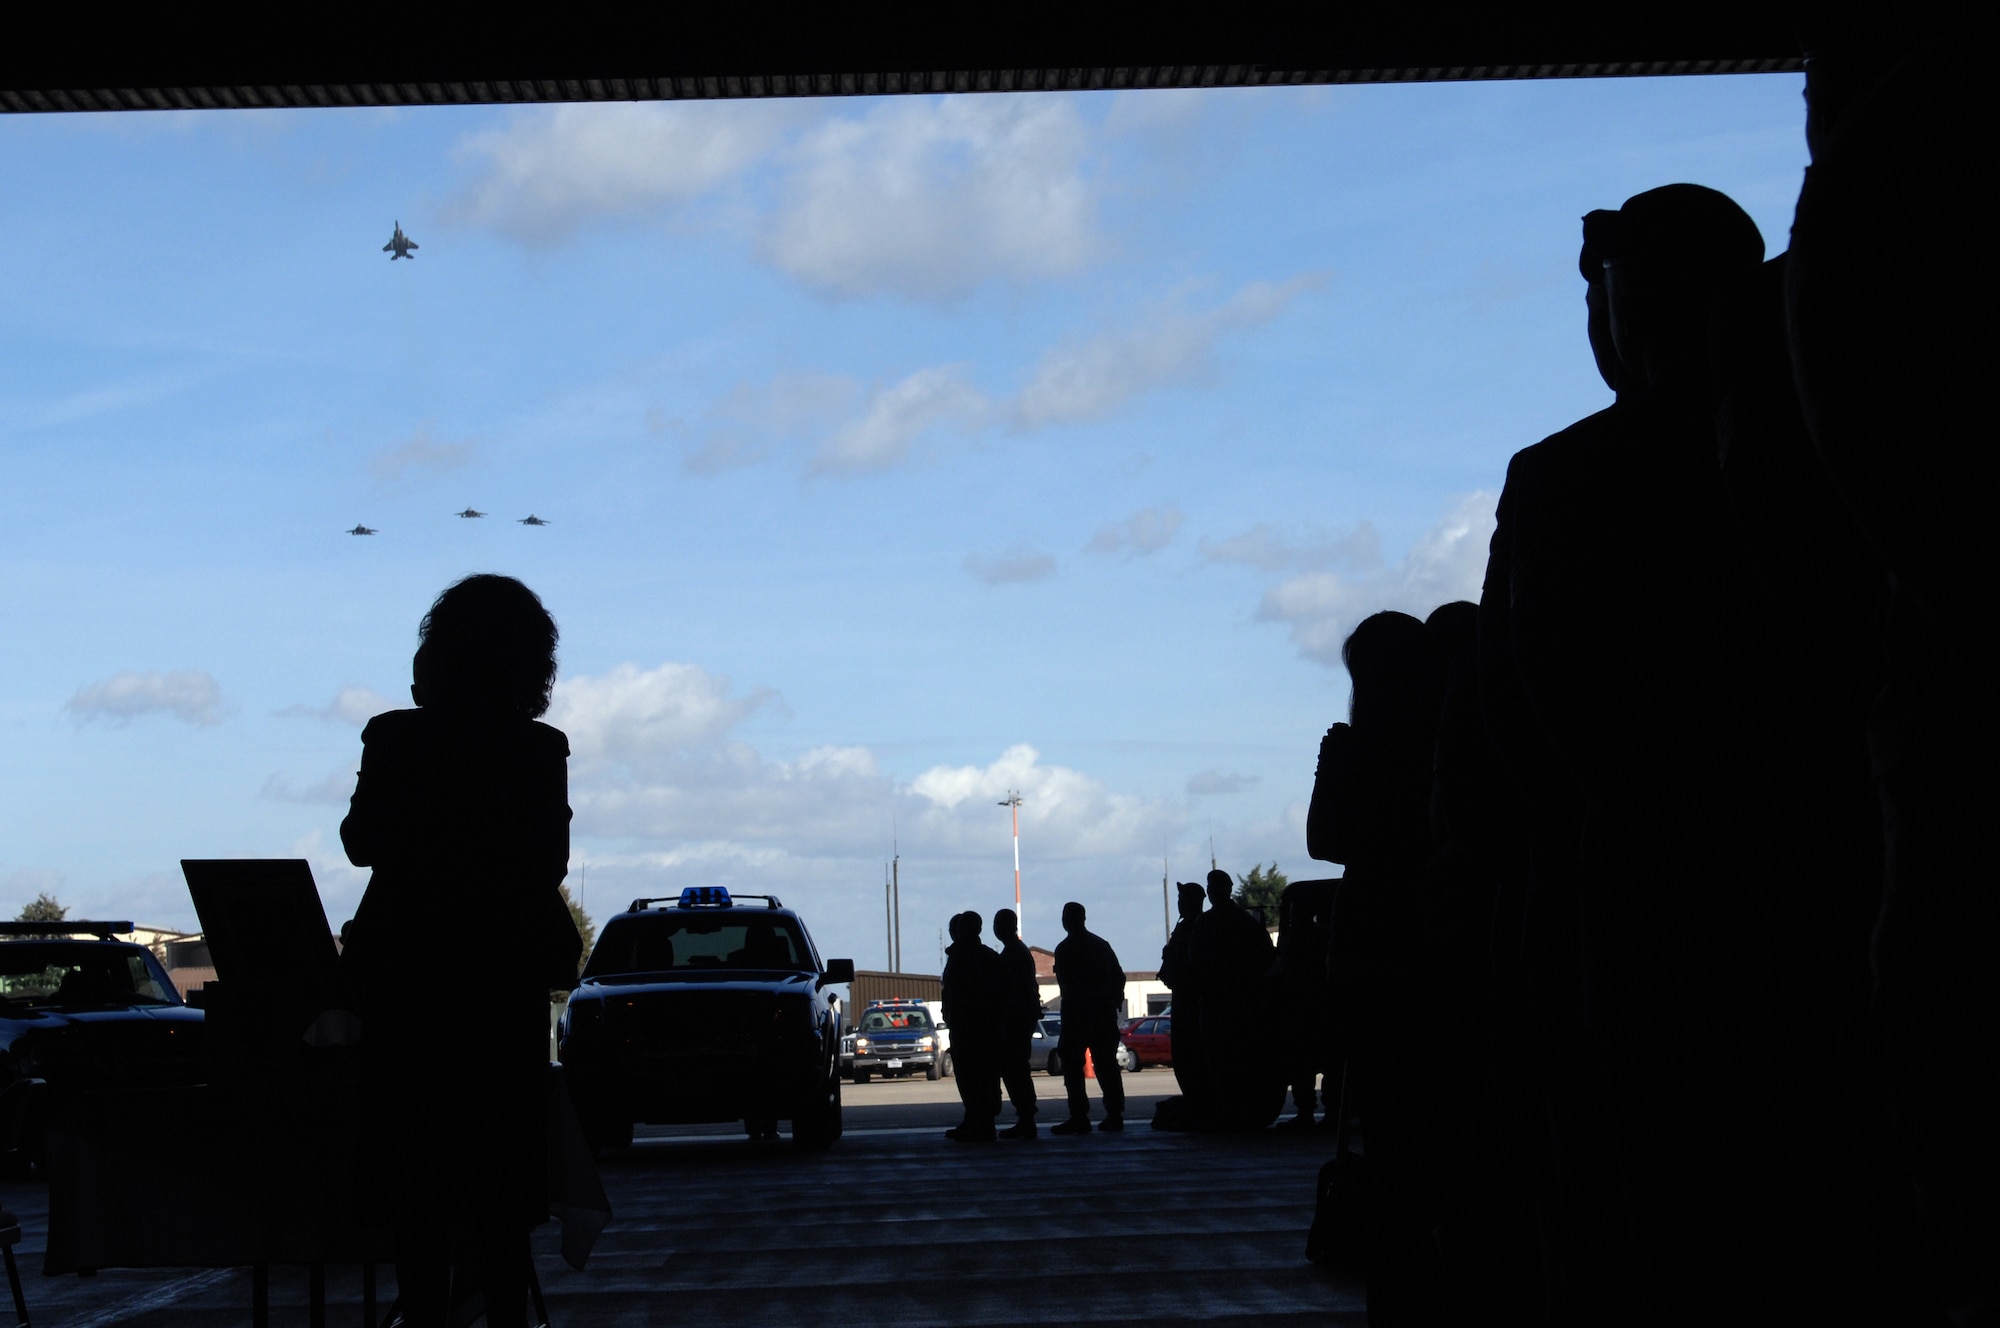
[1050, 902, 1125, 1134]
[991, 909, 1041, 1139]
[941, 912, 1002, 1143]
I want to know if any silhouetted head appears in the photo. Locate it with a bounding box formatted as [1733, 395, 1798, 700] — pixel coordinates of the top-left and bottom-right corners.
[1177, 882, 1205, 920]
[1596, 185, 1764, 398]
[1061, 901, 1086, 934]
[412, 574, 559, 720]
[947, 911, 968, 943]
[1206, 868, 1233, 909]
[1342, 610, 1434, 739]
[1581, 209, 1623, 393]
[961, 910, 983, 941]
[1424, 601, 1478, 670]
[994, 908, 1019, 941]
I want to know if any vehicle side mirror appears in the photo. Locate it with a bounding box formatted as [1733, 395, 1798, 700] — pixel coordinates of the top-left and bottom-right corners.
[819, 958, 855, 988]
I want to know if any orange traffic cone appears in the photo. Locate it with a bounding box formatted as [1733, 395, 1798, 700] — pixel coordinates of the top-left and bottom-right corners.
[1084, 1049, 1096, 1079]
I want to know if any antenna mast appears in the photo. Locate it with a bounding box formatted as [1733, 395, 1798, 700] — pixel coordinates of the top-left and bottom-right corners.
[999, 790, 1023, 940]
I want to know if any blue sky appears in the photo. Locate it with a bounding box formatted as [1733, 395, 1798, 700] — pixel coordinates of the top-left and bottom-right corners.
[0, 76, 1808, 969]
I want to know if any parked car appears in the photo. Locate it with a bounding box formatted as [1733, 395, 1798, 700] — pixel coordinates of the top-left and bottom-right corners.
[1120, 1015, 1173, 1068]
[1039, 1014, 1139, 1076]
[559, 887, 853, 1151]
[0, 921, 205, 1165]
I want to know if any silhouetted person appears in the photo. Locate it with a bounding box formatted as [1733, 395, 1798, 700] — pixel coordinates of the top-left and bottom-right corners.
[1314, 610, 1442, 1323]
[1477, 216, 1638, 1328]
[341, 574, 581, 1328]
[941, 911, 1001, 1142]
[1273, 880, 1333, 1131]
[1189, 867, 1278, 1132]
[1156, 881, 1211, 1121]
[1050, 902, 1124, 1134]
[1413, 599, 1543, 1324]
[1487, 185, 1859, 1326]
[1788, 16, 1999, 1322]
[991, 909, 1041, 1139]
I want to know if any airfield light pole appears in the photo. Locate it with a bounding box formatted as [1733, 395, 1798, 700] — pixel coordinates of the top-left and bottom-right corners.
[892, 848, 902, 973]
[999, 791, 1023, 939]
[1162, 857, 1170, 942]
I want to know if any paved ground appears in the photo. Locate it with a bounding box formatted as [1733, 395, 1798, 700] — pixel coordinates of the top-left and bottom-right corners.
[3, 1073, 1364, 1326]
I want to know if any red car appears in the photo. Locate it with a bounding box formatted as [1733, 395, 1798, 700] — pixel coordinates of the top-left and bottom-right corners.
[1120, 1015, 1172, 1068]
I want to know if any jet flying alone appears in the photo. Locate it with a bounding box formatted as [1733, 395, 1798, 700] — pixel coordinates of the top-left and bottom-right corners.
[347, 525, 377, 536]
[383, 222, 418, 260]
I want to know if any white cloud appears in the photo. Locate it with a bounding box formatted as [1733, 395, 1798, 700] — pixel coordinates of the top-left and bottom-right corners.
[764, 96, 1099, 301]
[66, 670, 224, 728]
[1013, 275, 1324, 429]
[547, 661, 773, 769]
[679, 372, 858, 474]
[811, 366, 988, 474]
[278, 685, 399, 727]
[1187, 769, 1260, 796]
[1199, 520, 1383, 574]
[907, 744, 1179, 861]
[450, 102, 793, 243]
[964, 547, 1057, 586]
[370, 427, 478, 486]
[261, 770, 357, 805]
[1087, 505, 1184, 557]
[1255, 492, 1497, 666]
[545, 664, 1178, 868]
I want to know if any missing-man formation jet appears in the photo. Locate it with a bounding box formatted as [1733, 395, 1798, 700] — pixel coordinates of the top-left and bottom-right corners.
[383, 222, 418, 260]
[346, 514, 552, 535]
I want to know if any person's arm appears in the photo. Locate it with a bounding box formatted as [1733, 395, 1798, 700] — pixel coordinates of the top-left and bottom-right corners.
[528, 725, 582, 984]
[1306, 724, 1357, 864]
[340, 715, 412, 868]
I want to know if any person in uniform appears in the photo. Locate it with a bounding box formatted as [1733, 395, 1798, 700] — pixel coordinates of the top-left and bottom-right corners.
[1050, 902, 1126, 1135]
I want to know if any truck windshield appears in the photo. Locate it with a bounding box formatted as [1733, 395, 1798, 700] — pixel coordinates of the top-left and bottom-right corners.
[860, 1008, 932, 1032]
[585, 914, 812, 977]
[0, 944, 180, 1007]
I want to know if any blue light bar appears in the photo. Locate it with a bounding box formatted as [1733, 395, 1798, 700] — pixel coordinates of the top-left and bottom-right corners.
[678, 886, 733, 909]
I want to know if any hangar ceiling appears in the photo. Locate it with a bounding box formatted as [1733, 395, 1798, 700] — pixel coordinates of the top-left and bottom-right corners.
[1, 12, 1804, 113]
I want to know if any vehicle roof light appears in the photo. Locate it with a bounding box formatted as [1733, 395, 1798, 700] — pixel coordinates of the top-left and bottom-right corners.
[677, 886, 733, 909]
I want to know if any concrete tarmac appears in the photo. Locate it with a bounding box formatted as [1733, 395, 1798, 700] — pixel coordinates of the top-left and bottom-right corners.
[3, 1072, 1364, 1326]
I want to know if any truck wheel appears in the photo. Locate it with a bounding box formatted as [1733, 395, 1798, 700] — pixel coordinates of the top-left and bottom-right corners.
[794, 1075, 842, 1150]
[941, 1051, 954, 1078]
[854, 1070, 871, 1084]
[1046, 1051, 1062, 1078]
[926, 1059, 941, 1081]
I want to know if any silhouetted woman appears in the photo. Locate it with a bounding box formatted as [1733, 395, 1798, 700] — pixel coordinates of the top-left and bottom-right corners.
[341, 574, 581, 1328]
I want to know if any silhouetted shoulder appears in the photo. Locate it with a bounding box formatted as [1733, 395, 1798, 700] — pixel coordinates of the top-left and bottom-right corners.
[1501, 404, 1623, 501]
[527, 718, 571, 759]
[358, 706, 424, 744]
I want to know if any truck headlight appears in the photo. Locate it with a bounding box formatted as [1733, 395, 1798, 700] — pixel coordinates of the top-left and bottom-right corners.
[855, 1038, 870, 1053]
[917, 1036, 934, 1049]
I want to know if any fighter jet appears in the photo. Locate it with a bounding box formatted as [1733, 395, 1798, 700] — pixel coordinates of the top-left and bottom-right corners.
[347, 524, 377, 536]
[383, 222, 418, 260]
[518, 514, 550, 526]
[455, 508, 486, 519]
